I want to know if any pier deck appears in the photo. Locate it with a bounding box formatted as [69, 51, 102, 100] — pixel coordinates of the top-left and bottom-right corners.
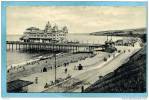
[6, 41, 105, 52]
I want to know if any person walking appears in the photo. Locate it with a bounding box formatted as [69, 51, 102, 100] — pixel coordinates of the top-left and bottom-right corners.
[74, 66, 76, 70]
[81, 85, 84, 92]
[65, 68, 67, 74]
[35, 77, 38, 84]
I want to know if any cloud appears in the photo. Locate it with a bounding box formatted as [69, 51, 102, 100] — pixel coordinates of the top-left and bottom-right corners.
[6, 6, 146, 35]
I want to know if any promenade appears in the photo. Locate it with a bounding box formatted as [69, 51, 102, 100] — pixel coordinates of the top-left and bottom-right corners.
[13, 45, 140, 92]
[43, 46, 141, 92]
[20, 51, 110, 92]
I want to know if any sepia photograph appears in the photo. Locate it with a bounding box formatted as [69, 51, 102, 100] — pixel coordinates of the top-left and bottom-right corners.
[2, 1, 147, 96]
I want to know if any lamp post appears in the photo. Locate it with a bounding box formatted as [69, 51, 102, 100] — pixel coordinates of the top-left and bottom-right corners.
[54, 52, 57, 84]
[53, 40, 57, 84]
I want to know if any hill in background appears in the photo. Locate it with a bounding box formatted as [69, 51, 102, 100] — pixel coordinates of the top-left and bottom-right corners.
[90, 28, 146, 42]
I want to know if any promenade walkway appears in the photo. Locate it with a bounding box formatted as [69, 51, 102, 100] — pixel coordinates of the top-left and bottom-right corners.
[15, 46, 140, 92]
[20, 51, 110, 92]
[44, 46, 141, 92]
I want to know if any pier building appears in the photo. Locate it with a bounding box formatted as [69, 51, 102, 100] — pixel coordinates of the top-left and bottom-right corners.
[20, 21, 68, 43]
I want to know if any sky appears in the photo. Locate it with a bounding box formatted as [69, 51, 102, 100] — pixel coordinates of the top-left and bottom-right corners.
[6, 6, 147, 35]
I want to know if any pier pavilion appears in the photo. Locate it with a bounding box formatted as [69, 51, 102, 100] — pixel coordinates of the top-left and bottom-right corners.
[20, 21, 68, 43]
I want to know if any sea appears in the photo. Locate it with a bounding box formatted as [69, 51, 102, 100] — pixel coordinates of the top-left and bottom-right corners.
[7, 34, 124, 66]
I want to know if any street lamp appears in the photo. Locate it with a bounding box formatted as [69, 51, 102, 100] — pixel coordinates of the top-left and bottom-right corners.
[54, 52, 57, 84]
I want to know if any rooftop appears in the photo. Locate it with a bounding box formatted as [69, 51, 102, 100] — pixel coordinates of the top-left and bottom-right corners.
[7, 79, 33, 92]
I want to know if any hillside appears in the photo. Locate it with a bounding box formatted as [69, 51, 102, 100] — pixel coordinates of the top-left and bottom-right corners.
[85, 46, 146, 93]
[90, 28, 146, 35]
[90, 28, 146, 42]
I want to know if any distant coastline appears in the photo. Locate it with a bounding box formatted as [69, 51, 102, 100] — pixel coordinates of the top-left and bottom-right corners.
[90, 28, 146, 42]
[90, 28, 146, 36]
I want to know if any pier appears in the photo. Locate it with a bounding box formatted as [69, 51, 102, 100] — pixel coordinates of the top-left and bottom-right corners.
[6, 41, 105, 52]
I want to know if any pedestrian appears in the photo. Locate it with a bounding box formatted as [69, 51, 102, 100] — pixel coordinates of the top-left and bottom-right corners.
[23, 66, 25, 70]
[74, 66, 76, 70]
[64, 63, 67, 67]
[44, 83, 48, 88]
[81, 86, 84, 92]
[65, 68, 67, 74]
[51, 81, 54, 85]
[35, 77, 38, 84]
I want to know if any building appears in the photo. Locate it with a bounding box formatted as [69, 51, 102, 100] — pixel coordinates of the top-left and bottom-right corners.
[115, 37, 142, 47]
[20, 21, 68, 43]
[7, 79, 33, 93]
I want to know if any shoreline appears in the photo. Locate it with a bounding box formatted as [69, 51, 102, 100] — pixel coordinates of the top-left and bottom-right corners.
[7, 52, 55, 70]
[7, 50, 55, 67]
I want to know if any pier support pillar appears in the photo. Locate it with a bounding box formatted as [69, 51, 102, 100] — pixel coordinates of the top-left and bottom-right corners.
[9, 44, 10, 50]
[12, 44, 13, 51]
[16, 44, 17, 50]
[19, 44, 20, 50]
[72, 46, 74, 53]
